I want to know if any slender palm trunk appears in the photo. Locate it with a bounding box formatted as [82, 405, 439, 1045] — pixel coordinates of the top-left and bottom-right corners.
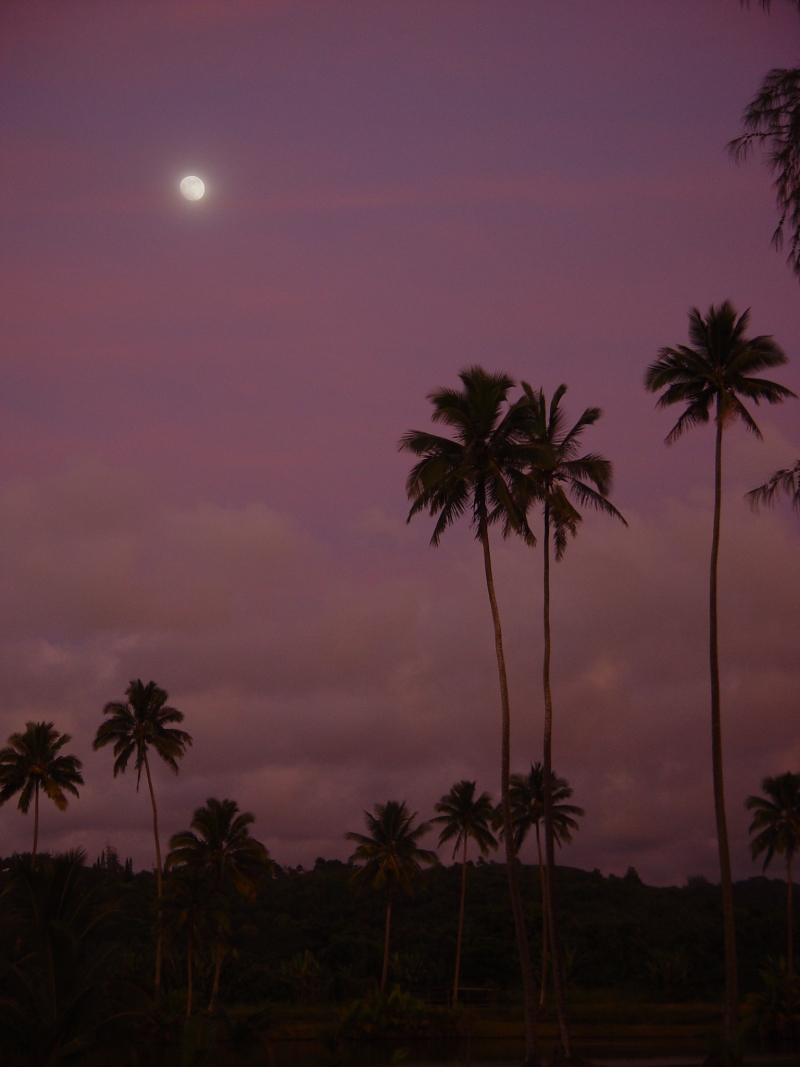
[32, 782, 39, 868]
[710, 418, 738, 1043]
[210, 933, 224, 1010]
[481, 523, 540, 1067]
[381, 895, 392, 992]
[535, 823, 548, 1007]
[143, 754, 164, 996]
[788, 853, 794, 976]
[454, 837, 468, 1006]
[187, 925, 193, 1017]
[542, 506, 571, 1058]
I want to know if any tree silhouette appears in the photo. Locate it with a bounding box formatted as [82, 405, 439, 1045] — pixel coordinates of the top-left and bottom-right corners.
[515, 383, 624, 1057]
[432, 780, 498, 1004]
[93, 679, 192, 995]
[346, 800, 437, 992]
[400, 365, 542, 1066]
[507, 763, 584, 1006]
[747, 458, 800, 513]
[0, 722, 83, 867]
[167, 797, 270, 1009]
[747, 772, 800, 974]
[646, 300, 794, 1042]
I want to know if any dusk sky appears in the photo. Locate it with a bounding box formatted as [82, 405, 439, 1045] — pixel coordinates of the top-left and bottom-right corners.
[2, 1, 800, 885]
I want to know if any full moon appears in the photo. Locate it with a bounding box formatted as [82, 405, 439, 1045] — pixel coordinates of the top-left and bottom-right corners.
[180, 175, 205, 201]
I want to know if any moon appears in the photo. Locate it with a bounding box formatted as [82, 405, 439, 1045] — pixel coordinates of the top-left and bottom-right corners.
[180, 175, 205, 201]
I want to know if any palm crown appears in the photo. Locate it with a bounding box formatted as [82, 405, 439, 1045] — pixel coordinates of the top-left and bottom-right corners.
[644, 301, 793, 442]
[346, 800, 437, 893]
[517, 383, 626, 558]
[0, 721, 83, 815]
[507, 763, 584, 856]
[400, 365, 532, 545]
[432, 780, 498, 859]
[93, 679, 192, 787]
[167, 797, 271, 900]
[746, 772, 800, 871]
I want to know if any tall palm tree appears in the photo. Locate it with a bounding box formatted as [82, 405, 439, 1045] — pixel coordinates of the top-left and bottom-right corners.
[431, 780, 498, 1005]
[516, 383, 624, 1058]
[345, 800, 437, 993]
[747, 459, 800, 513]
[167, 797, 271, 1009]
[93, 678, 192, 995]
[400, 366, 542, 1067]
[0, 722, 83, 868]
[645, 301, 794, 1042]
[507, 763, 584, 1007]
[746, 772, 800, 975]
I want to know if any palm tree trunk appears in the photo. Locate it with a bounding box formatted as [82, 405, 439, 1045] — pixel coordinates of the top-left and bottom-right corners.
[187, 925, 193, 1017]
[481, 522, 540, 1067]
[788, 853, 794, 977]
[536, 823, 548, 1007]
[210, 932, 224, 1010]
[143, 753, 164, 996]
[454, 836, 468, 1007]
[381, 894, 392, 992]
[710, 417, 738, 1043]
[32, 781, 39, 868]
[542, 505, 571, 1058]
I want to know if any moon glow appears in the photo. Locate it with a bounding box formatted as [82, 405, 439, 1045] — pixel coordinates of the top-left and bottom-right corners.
[180, 175, 205, 201]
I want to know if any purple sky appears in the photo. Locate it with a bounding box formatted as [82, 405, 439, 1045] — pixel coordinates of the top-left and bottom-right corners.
[1, 1, 800, 884]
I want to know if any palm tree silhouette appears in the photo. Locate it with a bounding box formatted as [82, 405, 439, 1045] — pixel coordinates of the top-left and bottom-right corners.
[747, 459, 800, 513]
[516, 383, 624, 1057]
[345, 800, 437, 993]
[746, 772, 800, 975]
[507, 763, 584, 1007]
[0, 722, 83, 867]
[400, 366, 542, 1066]
[646, 300, 794, 1042]
[167, 797, 271, 1009]
[432, 780, 498, 1005]
[93, 678, 192, 995]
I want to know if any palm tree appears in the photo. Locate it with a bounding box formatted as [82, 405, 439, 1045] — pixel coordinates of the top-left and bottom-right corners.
[167, 797, 270, 1009]
[507, 763, 584, 1006]
[93, 679, 192, 995]
[0, 722, 83, 868]
[345, 800, 437, 993]
[746, 772, 800, 975]
[747, 459, 800, 513]
[645, 301, 794, 1042]
[431, 780, 498, 1005]
[516, 383, 624, 1057]
[729, 2, 800, 277]
[400, 366, 542, 1067]
[163, 864, 229, 1017]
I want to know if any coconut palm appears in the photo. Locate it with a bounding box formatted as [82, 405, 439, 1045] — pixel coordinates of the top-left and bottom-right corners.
[0, 722, 83, 868]
[507, 763, 584, 1006]
[646, 301, 794, 1041]
[93, 679, 192, 995]
[400, 366, 542, 1066]
[747, 773, 800, 975]
[163, 864, 229, 1017]
[432, 780, 498, 1005]
[516, 383, 624, 1057]
[729, 1, 800, 277]
[345, 800, 437, 993]
[167, 797, 271, 1009]
[747, 459, 800, 513]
